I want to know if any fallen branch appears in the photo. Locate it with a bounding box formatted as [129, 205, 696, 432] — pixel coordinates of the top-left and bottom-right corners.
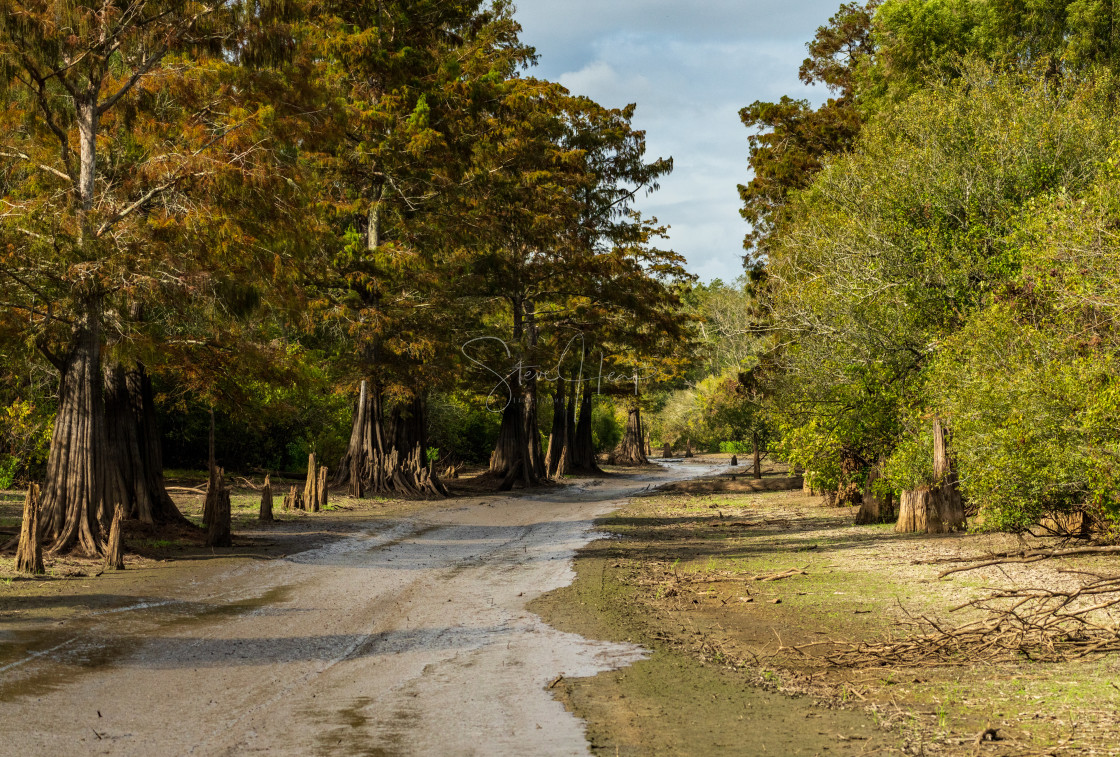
[166, 486, 207, 495]
[916, 545, 1120, 578]
[825, 574, 1120, 667]
[754, 567, 809, 582]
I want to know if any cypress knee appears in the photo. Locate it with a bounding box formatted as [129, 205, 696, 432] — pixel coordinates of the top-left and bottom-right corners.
[304, 453, 319, 512]
[317, 466, 329, 510]
[259, 475, 273, 522]
[206, 469, 232, 548]
[104, 503, 125, 570]
[15, 484, 44, 575]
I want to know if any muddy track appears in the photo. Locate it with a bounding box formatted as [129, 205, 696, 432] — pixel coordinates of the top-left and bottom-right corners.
[0, 465, 717, 756]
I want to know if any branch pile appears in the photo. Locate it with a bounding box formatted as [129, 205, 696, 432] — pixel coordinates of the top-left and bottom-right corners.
[826, 574, 1120, 667]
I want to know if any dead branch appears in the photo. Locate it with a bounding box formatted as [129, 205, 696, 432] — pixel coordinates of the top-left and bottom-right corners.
[824, 573, 1120, 668]
[914, 545, 1120, 578]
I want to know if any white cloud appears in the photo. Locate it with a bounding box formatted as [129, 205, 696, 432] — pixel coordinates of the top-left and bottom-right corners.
[513, 1, 843, 281]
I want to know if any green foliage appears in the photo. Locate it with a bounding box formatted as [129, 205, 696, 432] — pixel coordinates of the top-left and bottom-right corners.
[592, 403, 623, 453]
[427, 393, 501, 465]
[0, 399, 53, 485]
[763, 63, 1118, 504]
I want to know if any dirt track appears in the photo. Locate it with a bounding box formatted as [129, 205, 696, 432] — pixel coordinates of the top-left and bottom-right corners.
[0, 464, 719, 756]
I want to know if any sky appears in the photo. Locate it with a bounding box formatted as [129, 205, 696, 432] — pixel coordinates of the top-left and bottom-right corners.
[512, 0, 843, 283]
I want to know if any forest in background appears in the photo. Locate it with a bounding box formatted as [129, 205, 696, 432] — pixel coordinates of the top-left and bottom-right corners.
[4, 0, 1120, 558]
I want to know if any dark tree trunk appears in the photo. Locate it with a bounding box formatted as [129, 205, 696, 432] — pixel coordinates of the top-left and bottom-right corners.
[524, 378, 546, 482]
[730, 455, 738, 466]
[336, 381, 447, 498]
[752, 431, 762, 479]
[663, 442, 672, 458]
[16, 484, 44, 574]
[259, 474, 274, 522]
[490, 393, 536, 488]
[569, 383, 603, 474]
[616, 407, 648, 466]
[39, 318, 112, 556]
[103, 365, 186, 526]
[544, 379, 568, 478]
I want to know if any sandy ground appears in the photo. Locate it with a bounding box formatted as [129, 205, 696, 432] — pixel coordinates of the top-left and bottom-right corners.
[0, 464, 718, 756]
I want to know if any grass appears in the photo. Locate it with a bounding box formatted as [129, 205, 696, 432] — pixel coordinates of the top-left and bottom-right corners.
[571, 485, 1120, 755]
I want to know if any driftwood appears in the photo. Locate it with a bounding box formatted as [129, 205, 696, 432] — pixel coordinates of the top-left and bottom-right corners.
[15, 484, 44, 574]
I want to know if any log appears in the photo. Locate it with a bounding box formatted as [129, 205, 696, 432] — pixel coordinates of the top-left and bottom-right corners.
[15, 484, 44, 575]
[103, 503, 125, 570]
[259, 474, 273, 522]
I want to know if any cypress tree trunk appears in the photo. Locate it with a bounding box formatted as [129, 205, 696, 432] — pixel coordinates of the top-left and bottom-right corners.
[616, 407, 648, 465]
[933, 418, 966, 531]
[896, 420, 967, 533]
[569, 383, 603, 474]
[489, 393, 535, 486]
[336, 382, 446, 498]
[38, 315, 112, 556]
[856, 461, 895, 525]
[752, 431, 762, 479]
[544, 380, 567, 478]
[16, 484, 44, 574]
[663, 442, 672, 458]
[103, 365, 186, 526]
[896, 488, 939, 533]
